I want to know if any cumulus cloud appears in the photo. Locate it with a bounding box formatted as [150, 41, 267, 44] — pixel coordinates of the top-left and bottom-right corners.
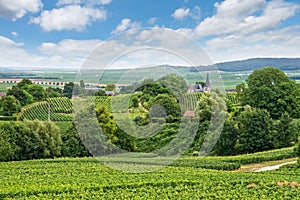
[0, 35, 43, 68]
[0, 36, 105, 69]
[172, 8, 190, 20]
[204, 25, 300, 62]
[11, 31, 18, 37]
[39, 39, 101, 58]
[31, 5, 107, 31]
[111, 18, 141, 34]
[147, 17, 157, 25]
[194, 0, 300, 37]
[0, 0, 42, 21]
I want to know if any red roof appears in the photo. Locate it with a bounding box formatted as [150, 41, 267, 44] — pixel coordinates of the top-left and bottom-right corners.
[183, 110, 195, 117]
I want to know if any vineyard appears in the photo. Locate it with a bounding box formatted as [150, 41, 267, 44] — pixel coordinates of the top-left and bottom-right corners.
[226, 92, 239, 105]
[18, 97, 73, 121]
[0, 151, 299, 199]
[17, 93, 239, 122]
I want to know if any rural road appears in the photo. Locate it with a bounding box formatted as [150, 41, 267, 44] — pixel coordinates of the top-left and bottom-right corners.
[253, 161, 297, 172]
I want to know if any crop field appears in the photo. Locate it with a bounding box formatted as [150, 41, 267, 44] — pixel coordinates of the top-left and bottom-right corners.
[0, 150, 299, 199]
[18, 97, 73, 121]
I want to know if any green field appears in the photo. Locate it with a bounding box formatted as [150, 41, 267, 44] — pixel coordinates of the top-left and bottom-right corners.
[1, 150, 299, 199]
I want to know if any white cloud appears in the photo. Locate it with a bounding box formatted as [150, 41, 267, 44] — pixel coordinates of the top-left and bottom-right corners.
[11, 31, 18, 37]
[0, 36, 103, 69]
[172, 8, 190, 20]
[57, 0, 112, 6]
[39, 39, 101, 58]
[194, 0, 299, 37]
[111, 18, 141, 35]
[204, 25, 300, 63]
[31, 5, 106, 31]
[148, 17, 157, 25]
[0, 0, 42, 21]
[190, 6, 201, 21]
[0, 36, 43, 68]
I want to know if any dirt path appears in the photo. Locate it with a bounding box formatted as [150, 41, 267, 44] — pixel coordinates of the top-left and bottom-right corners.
[253, 161, 297, 172]
[234, 158, 298, 172]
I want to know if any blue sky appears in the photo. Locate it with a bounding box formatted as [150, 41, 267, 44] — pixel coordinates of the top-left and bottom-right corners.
[0, 0, 299, 69]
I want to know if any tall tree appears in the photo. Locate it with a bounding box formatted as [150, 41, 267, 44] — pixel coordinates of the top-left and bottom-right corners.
[240, 67, 299, 119]
[236, 108, 273, 154]
[273, 112, 293, 148]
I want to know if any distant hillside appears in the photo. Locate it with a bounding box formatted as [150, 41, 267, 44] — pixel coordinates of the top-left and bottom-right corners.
[213, 58, 300, 72]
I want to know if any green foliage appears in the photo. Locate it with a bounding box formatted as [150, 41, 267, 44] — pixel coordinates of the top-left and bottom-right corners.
[213, 119, 238, 156]
[240, 67, 299, 119]
[23, 120, 62, 158]
[16, 78, 33, 88]
[236, 108, 274, 154]
[95, 105, 118, 144]
[95, 89, 105, 96]
[297, 137, 300, 158]
[105, 83, 116, 91]
[0, 129, 15, 161]
[63, 82, 82, 98]
[0, 121, 62, 161]
[0, 95, 21, 116]
[273, 112, 294, 148]
[150, 93, 181, 121]
[0, 146, 298, 199]
[61, 122, 89, 157]
[156, 74, 188, 99]
[131, 95, 139, 108]
[19, 97, 73, 121]
[7, 86, 34, 106]
[23, 84, 46, 101]
[45, 87, 63, 98]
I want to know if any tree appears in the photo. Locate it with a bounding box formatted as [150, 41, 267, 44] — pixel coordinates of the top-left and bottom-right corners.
[150, 93, 181, 122]
[240, 67, 299, 119]
[95, 105, 118, 144]
[46, 87, 63, 98]
[23, 84, 46, 101]
[214, 119, 238, 156]
[95, 89, 105, 96]
[80, 80, 85, 88]
[188, 93, 227, 155]
[17, 78, 32, 88]
[24, 120, 62, 158]
[0, 95, 21, 116]
[0, 129, 15, 161]
[61, 122, 89, 157]
[236, 108, 273, 154]
[63, 82, 81, 98]
[157, 74, 188, 99]
[273, 112, 293, 148]
[105, 84, 116, 91]
[131, 95, 139, 108]
[7, 86, 34, 106]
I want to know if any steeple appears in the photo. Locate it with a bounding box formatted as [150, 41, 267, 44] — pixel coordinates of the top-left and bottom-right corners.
[204, 73, 211, 92]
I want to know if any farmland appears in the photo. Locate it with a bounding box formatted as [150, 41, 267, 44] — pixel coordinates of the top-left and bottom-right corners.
[0, 151, 299, 199]
[0, 65, 299, 199]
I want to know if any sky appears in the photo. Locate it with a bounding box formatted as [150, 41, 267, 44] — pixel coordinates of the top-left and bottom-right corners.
[0, 0, 299, 69]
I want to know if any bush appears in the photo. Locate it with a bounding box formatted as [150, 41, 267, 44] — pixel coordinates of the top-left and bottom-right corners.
[0, 121, 62, 161]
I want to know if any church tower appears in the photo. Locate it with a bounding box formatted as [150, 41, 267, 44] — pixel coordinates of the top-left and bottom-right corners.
[204, 73, 211, 92]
